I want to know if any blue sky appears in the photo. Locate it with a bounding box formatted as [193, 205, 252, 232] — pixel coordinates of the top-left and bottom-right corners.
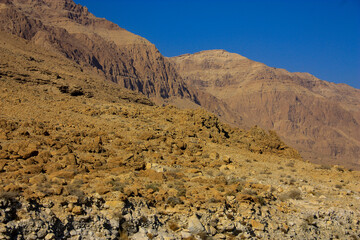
[75, 0, 360, 89]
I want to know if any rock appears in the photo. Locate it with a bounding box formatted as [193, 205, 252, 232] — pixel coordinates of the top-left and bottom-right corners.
[209, 152, 219, 160]
[213, 234, 226, 240]
[219, 165, 228, 172]
[72, 206, 83, 215]
[250, 219, 265, 231]
[96, 186, 110, 195]
[104, 201, 125, 211]
[181, 230, 192, 238]
[27, 232, 38, 240]
[45, 233, 55, 240]
[222, 156, 231, 164]
[209, 226, 217, 236]
[18, 143, 39, 159]
[131, 231, 148, 240]
[37, 229, 48, 238]
[301, 185, 315, 194]
[188, 214, 205, 234]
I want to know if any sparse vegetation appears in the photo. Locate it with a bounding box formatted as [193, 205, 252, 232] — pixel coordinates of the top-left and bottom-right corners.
[335, 184, 343, 189]
[0, 191, 19, 202]
[315, 165, 331, 170]
[168, 221, 180, 231]
[279, 189, 302, 201]
[167, 196, 183, 207]
[145, 183, 160, 192]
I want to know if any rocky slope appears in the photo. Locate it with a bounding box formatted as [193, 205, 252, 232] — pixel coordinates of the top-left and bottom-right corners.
[1, 29, 360, 240]
[169, 50, 360, 169]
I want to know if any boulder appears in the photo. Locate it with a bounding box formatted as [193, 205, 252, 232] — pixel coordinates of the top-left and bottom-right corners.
[188, 214, 205, 234]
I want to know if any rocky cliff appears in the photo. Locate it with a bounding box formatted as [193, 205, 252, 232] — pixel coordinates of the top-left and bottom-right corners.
[0, 0, 193, 102]
[169, 50, 360, 169]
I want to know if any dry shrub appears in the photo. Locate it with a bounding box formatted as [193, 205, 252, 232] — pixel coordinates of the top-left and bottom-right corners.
[145, 183, 160, 192]
[0, 191, 19, 202]
[168, 221, 179, 231]
[279, 189, 302, 201]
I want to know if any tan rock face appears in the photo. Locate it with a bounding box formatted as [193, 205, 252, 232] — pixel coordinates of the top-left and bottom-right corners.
[0, 0, 193, 101]
[169, 50, 360, 169]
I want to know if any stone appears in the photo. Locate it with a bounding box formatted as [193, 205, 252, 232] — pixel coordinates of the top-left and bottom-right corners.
[27, 233, 38, 240]
[180, 230, 192, 238]
[131, 231, 148, 240]
[209, 152, 220, 160]
[301, 185, 315, 194]
[214, 234, 226, 240]
[188, 214, 205, 234]
[18, 143, 39, 159]
[37, 228, 48, 238]
[104, 200, 125, 209]
[209, 226, 217, 236]
[219, 165, 228, 172]
[45, 233, 55, 240]
[72, 206, 83, 215]
[250, 219, 265, 231]
[222, 156, 231, 164]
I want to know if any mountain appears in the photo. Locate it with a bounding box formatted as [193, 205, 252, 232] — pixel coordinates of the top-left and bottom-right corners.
[169, 50, 360, 169]
[1, 26, 359, 240]
[0, 0, 248, 128]
[0, 0, 195, 104]
[1, 1, 360, 239]
[1, 0, 358, 170]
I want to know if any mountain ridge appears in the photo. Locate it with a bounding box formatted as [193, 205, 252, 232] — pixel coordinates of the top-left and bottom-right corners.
[0, 0, 195, 102]
[169, 50, 360, 169]
[1, 0, 359, 169]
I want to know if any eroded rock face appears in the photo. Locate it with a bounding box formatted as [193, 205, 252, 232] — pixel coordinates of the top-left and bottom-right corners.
[169, 50, 360, 169]
[0, 0, 193, 101]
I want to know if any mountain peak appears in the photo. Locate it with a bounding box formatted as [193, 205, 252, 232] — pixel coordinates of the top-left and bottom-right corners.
[180, 49, 248, 60]
[169, 50, 360, 170]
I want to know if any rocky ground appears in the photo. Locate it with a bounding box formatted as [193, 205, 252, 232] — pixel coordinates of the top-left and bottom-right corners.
[1, 31, 360, 240]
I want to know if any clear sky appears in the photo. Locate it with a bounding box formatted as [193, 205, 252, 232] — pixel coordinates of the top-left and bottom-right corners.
[74, 0, 360, 89]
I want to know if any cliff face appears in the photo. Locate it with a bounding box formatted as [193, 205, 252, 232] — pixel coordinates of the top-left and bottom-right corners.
[0, 0, 192, 101]
[169, 50, 360, 169]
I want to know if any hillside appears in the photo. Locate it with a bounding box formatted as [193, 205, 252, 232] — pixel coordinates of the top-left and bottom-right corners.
[169, 50, 360, 169]
[1, 25, 360, 240]
[1, 1, 360, 239]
